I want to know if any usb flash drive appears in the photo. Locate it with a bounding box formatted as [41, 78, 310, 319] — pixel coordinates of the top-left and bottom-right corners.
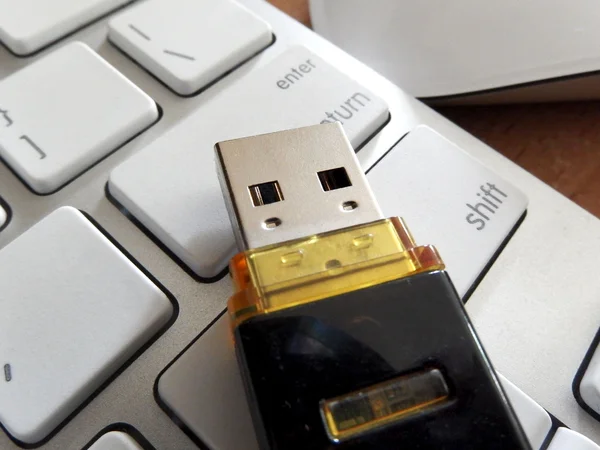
[215, 123, 530, 449]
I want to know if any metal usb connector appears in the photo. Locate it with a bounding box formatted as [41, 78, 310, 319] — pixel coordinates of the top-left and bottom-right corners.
[214, 124, 530, 450]
[215, 123, 437, 327]
[215, 122, 383, 250]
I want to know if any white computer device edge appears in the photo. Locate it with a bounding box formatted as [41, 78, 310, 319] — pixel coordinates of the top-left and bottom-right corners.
[309, 0, 600, 103]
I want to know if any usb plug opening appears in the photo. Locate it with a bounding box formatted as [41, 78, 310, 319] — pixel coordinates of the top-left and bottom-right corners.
[215, 123, 383, 250]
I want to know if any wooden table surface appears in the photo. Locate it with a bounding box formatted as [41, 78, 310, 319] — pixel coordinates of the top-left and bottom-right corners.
[269, 0, 600, 219]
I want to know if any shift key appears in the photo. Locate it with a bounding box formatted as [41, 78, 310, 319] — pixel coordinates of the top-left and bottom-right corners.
[109, 45, 389, 279]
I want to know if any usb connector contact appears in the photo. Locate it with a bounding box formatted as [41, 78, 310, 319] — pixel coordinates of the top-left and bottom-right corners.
[215, 123, 530, 450]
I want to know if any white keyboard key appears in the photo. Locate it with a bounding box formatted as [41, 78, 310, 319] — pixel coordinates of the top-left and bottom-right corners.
[498, 374, 552, 449]
[109, 0, 273, 95]
[578, 337, 600, 415]
[109, 45, 388, 278]
[0, 207, 174, 445]
[547, 428, 600, 450]
[0, 0, 131, 55]
[0, 42, 158, 194]
[0, 200, 7, 231]
[89, 431, 144, 450]
[368, 126, 528, 297]
[158, 315, 259, 450]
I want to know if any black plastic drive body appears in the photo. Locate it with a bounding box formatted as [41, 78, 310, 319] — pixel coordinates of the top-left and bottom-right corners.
[234, 270, 531, 450]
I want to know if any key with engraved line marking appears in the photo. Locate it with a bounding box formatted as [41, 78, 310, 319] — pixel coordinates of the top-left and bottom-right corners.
[0, 41, 158, 194]
[109, 0, 273, 95]
[0, 207, 175, 445]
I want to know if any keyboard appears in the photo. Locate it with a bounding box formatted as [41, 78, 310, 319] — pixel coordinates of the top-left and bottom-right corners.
[1, 0, 600, 449]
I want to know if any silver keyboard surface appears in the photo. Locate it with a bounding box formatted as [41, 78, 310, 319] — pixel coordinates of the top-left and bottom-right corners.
[1, 0, 600, 449]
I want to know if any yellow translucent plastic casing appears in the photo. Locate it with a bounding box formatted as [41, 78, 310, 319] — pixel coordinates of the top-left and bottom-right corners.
[228, 217, 445, 328]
